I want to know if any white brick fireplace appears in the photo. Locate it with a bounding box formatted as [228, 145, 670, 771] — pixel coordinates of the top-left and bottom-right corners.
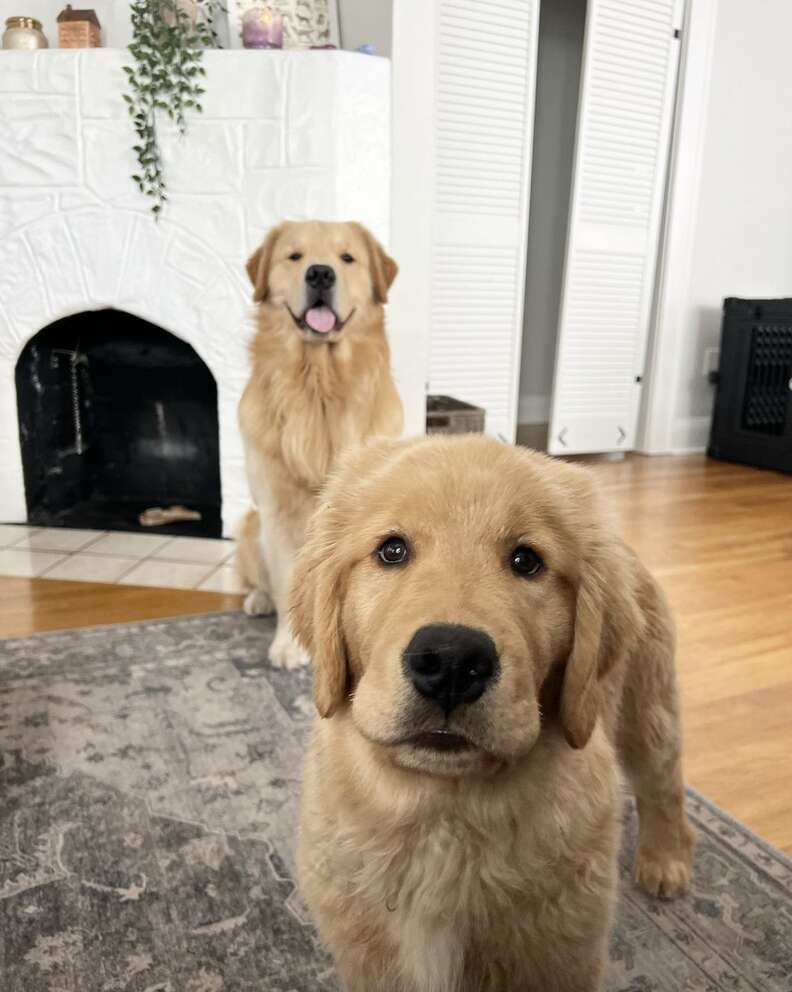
[0, 49, 390, 535]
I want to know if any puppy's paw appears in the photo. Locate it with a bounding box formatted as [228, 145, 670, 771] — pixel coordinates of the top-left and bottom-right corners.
[268, 630, 310, 670]
[243, 589, 275, 617]
[633, 846, 693, 899]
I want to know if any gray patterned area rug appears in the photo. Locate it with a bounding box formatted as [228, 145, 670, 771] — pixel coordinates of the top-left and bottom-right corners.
[1, 613, 790, 992]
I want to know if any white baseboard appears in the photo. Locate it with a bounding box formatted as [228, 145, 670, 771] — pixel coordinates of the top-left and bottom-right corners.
[518, 393, 551, 425]
[671, 415, 711, 454]
[519, 400, 711, 454]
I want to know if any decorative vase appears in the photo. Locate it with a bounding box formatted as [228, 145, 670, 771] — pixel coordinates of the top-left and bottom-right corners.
[242, 6, 283, 49]
[3, 15, 49, 49]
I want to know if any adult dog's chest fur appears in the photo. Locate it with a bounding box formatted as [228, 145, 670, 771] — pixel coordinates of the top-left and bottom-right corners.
[244, 335, 383, 491]
[276, 364, 370, 486]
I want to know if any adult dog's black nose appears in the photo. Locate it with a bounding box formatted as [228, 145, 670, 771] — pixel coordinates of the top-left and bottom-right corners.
[305, 264, 336, 290]
[403, 624, 499, 715]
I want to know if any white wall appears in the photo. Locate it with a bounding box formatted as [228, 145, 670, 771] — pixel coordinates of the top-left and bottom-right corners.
[387, 0, 430, 436]
[668, 0, 792, 452]
[518, 0, 585, 425]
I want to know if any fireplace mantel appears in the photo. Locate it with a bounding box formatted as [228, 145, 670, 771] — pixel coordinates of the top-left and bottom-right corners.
[0, 49, 390, 535]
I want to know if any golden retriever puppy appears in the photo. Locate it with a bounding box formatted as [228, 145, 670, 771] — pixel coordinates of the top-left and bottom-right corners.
[290, 435, 695, 992]
[237, 220, 403, 669]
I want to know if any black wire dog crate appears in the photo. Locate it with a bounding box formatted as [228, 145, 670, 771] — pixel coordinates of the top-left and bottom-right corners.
[708, 298, 792, 473]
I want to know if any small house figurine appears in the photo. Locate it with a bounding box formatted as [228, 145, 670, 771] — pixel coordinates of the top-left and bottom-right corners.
[57, 4, 101, 47]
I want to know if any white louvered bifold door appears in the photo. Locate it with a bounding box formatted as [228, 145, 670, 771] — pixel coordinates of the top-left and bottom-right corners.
[548, 0, 683, 455]
[427, 0, 540, 442]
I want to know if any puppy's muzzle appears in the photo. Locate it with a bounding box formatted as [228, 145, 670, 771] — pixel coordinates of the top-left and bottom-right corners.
[402, 624, 499, 716]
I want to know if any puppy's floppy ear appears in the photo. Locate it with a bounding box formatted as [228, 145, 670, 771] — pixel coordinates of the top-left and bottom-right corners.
[246, 224, 283, 303]
[289, 520, 348, 719]
[351, 222, 398, 304]
[561, 532, 644, 750]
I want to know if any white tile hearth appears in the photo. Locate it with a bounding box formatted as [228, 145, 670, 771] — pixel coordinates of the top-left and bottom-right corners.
[84, 532, 174, 558]
[0, 525, 40, 546]
[152, 536, 235, 565]
[43, 554, 139, 584]
[0, 547, 66, 578]
[13, 528, 105, 553]
[198, 565, 246, 595]
[0, 525, 244, 593]
[117, 559, 216, 590]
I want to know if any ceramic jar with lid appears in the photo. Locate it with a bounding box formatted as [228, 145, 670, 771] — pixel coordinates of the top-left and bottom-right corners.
[3, 16, 49, 49]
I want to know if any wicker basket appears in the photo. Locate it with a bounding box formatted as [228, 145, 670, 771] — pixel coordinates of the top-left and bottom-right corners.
[426, 395, 486, 435]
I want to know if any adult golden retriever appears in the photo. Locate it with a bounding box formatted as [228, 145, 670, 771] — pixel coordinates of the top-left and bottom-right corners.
[291, 435, 695, 992]
[237, 220, 403, 669]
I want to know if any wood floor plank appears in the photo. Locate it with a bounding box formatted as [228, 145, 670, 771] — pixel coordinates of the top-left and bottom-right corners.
[0, 576, 243, 637]
[584, 453, 792, 855]
[0, 452, 790, 854]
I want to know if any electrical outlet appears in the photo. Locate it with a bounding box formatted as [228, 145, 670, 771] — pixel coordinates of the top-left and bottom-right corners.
[702, 347, 720, 377]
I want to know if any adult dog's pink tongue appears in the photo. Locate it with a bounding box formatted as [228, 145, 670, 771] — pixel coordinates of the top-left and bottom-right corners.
[305, 306, 337, 334]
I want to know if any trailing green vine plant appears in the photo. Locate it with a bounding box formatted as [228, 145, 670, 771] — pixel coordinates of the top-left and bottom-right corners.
[124, 0, 223, 217]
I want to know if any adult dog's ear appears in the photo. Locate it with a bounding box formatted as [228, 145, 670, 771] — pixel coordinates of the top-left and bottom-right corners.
[560, 535, 644, 749]
[246, 224, 283, 303]
[289, 521, 348, 718]
[352, 222, 398, 304]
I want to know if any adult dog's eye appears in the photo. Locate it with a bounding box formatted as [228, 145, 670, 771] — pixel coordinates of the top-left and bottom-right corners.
[510, 545, 544, 577]
[340, 252, 355, 264]
[377, 536, 409, 566]
[288, 251, 303, 261]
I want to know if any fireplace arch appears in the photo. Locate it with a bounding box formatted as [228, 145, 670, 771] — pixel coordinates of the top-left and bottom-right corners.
[16, 310, 222, 537]
[0, 207, 253, 535]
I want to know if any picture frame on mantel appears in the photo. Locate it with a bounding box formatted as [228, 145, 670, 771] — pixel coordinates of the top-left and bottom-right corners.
[226, 0, 340, 50]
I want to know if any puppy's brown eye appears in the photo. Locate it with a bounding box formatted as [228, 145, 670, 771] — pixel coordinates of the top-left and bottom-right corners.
[510, 545, 544, 577]
[288, 252, 303, 261]
[340, 252, 355, 264]
[377, 536, 409, 566]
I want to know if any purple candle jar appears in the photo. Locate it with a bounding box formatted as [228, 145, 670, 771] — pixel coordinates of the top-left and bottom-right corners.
[242, 7, 283, 49]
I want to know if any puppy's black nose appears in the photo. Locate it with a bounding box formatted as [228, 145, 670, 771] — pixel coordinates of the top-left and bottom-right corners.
[305, 264, 336, 290]
[403, 624, 498, 715]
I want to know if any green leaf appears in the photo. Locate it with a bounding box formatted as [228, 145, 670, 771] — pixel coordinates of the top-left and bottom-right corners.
[126, 0, 213, 217]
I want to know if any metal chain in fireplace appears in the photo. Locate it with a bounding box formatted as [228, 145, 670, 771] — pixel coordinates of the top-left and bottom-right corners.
[70, 350, 84, 455]
[52, 348, 86, 455]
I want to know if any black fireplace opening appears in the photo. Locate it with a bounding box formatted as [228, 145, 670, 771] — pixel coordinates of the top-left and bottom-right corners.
[16, 309, 222, 538]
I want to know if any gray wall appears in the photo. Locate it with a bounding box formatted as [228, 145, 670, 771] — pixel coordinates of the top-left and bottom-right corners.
[518, 0, 586, 425]
[668, 0, 792, 450]
[339, 0, 392, 55]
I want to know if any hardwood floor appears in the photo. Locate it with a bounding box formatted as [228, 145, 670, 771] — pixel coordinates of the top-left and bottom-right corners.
[0, 453, 790, 854]
[0, 576, 242, 636]
[582, 453, 792, 856]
